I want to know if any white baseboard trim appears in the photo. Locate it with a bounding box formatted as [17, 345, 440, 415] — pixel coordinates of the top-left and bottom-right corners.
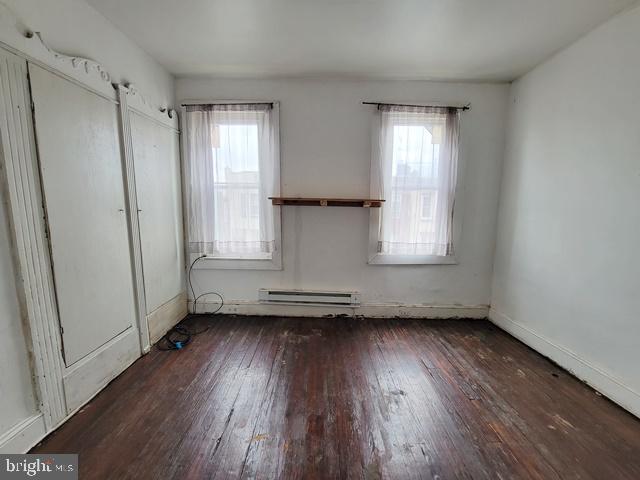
[489, 308, 640, 419]
[0, 293, 187, 454]
[62, 327, 141, 413]
[148, 291, 188, 344]
[0, 414, 47, 454]
[38, 349, 144, 452]
[191, 299, 489, 319]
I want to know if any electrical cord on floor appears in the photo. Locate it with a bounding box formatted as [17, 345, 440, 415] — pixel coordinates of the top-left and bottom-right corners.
[157, 254, 224, 351]
[157, 324, 192, 351]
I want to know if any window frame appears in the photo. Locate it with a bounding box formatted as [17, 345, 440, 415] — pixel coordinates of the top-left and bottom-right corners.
[182, 100, 282, 271]
[367, 105, 464, 266]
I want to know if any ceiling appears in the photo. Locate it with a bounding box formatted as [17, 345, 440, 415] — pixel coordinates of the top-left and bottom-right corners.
[86, 0, 636, 82]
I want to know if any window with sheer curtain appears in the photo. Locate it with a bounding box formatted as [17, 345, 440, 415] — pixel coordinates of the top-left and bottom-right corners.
[183, 103, 280, 266]
[370, 105, 460, 263]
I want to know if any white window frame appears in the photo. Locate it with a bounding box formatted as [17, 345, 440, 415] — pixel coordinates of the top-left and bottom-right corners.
[367, 104, 465, 266]
[182, 100, 282, 271]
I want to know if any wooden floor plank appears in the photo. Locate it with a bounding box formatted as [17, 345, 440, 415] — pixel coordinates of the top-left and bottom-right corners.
[32, 316, 640, 480]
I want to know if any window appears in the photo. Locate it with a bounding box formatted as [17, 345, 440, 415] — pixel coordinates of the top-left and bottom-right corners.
[369, 105, 460, 264]
[183, 102, 281, 269]
[420, 191, 434, 220]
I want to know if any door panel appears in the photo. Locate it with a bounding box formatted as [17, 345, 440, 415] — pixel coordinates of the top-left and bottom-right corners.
[29, 64, 138, 366]
[130, 111, 184, 313]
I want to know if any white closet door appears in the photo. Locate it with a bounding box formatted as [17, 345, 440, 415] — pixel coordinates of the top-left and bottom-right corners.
[130, 112, 184, 313]
[28, 64, 139, 371]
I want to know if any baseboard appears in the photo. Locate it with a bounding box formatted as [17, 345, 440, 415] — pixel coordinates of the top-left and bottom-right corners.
[191, 299, 489, 319]
[148, 291, 188, 344]
[489, 308, 640, 419]
[0, 414, 46, 454]
[4, 292, 187, 453]
[32, 337, 148, 453]
[63, 327, 141, 413]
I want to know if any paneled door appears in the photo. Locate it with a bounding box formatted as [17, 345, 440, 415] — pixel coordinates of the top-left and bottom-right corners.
[29, 64, 141, 410]
[130, 110, 183, 314]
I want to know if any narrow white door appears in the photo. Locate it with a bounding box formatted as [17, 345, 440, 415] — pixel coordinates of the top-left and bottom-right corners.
[29, 64, 140, 409]
[130, 111, 184, 313]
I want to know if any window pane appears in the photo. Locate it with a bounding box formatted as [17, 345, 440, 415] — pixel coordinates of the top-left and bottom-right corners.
[212, 124, 262, 254]
[392, 125, 439, 180]
[184, 104, 278, 260]
[376, 107, 459, 257]
[420, 191, 434, 220]
[384, 125, 440, 253]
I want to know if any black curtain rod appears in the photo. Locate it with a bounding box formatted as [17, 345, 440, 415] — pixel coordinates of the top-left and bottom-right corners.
[181, 102, 274, 107]
[182, 101, 468, 110]
[362, 101, 470, 111]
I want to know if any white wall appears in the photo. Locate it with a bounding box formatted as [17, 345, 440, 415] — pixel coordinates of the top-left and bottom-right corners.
[177, 78, 509, 314]
[1, 0, 174, 107]
[491, 4, 640, 417]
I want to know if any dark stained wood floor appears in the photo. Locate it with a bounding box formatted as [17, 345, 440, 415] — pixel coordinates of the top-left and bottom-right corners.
[33, 316, 640, 479]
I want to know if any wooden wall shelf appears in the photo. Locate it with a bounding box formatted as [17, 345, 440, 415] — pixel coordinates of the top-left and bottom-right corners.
[269, 197, 385, 208]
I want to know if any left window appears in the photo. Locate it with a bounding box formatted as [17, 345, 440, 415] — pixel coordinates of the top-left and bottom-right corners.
[183, 102, 281, 269]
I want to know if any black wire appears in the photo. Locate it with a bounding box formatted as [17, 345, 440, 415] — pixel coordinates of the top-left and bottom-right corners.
[194, 292, 224, 315]
[188, 254, 207, 311]
[158, 255, 224, 350]
[188, 255, 224, 316]
[157, 325, 192, 351]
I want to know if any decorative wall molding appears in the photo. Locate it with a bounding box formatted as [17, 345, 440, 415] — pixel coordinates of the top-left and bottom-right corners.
[28, 32, 111, 83]
[0, 48, 67, 429]
[123, 83, 179, 131]
[23, 32, 117, 101]
[0, 3, 115, 101]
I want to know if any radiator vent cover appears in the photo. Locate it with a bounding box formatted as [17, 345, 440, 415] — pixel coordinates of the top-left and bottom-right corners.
[258, 288, 360, 306]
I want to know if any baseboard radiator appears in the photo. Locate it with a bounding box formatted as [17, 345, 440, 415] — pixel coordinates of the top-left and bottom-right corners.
[258, 288, 360, 307]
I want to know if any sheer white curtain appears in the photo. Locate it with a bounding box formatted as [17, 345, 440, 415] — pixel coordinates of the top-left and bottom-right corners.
[373, 105, 460, 256]
[184, 103, 279, 258]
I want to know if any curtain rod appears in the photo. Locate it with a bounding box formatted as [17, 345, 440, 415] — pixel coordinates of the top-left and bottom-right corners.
[181, 101, 274, 107]
[362, 101, 471, 111]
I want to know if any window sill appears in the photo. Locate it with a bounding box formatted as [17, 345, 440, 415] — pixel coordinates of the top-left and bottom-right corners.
[368, 254, 458, 265]
[190, 253, 282, 271]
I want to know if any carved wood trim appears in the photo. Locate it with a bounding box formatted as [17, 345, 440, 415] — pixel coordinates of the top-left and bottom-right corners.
[27, 32, 111, 83]
[123, 84, 179, 131]
[0, 3, 116, 101]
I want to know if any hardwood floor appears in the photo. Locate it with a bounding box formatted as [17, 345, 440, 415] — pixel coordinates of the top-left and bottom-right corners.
[33, 316, 640, 479]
